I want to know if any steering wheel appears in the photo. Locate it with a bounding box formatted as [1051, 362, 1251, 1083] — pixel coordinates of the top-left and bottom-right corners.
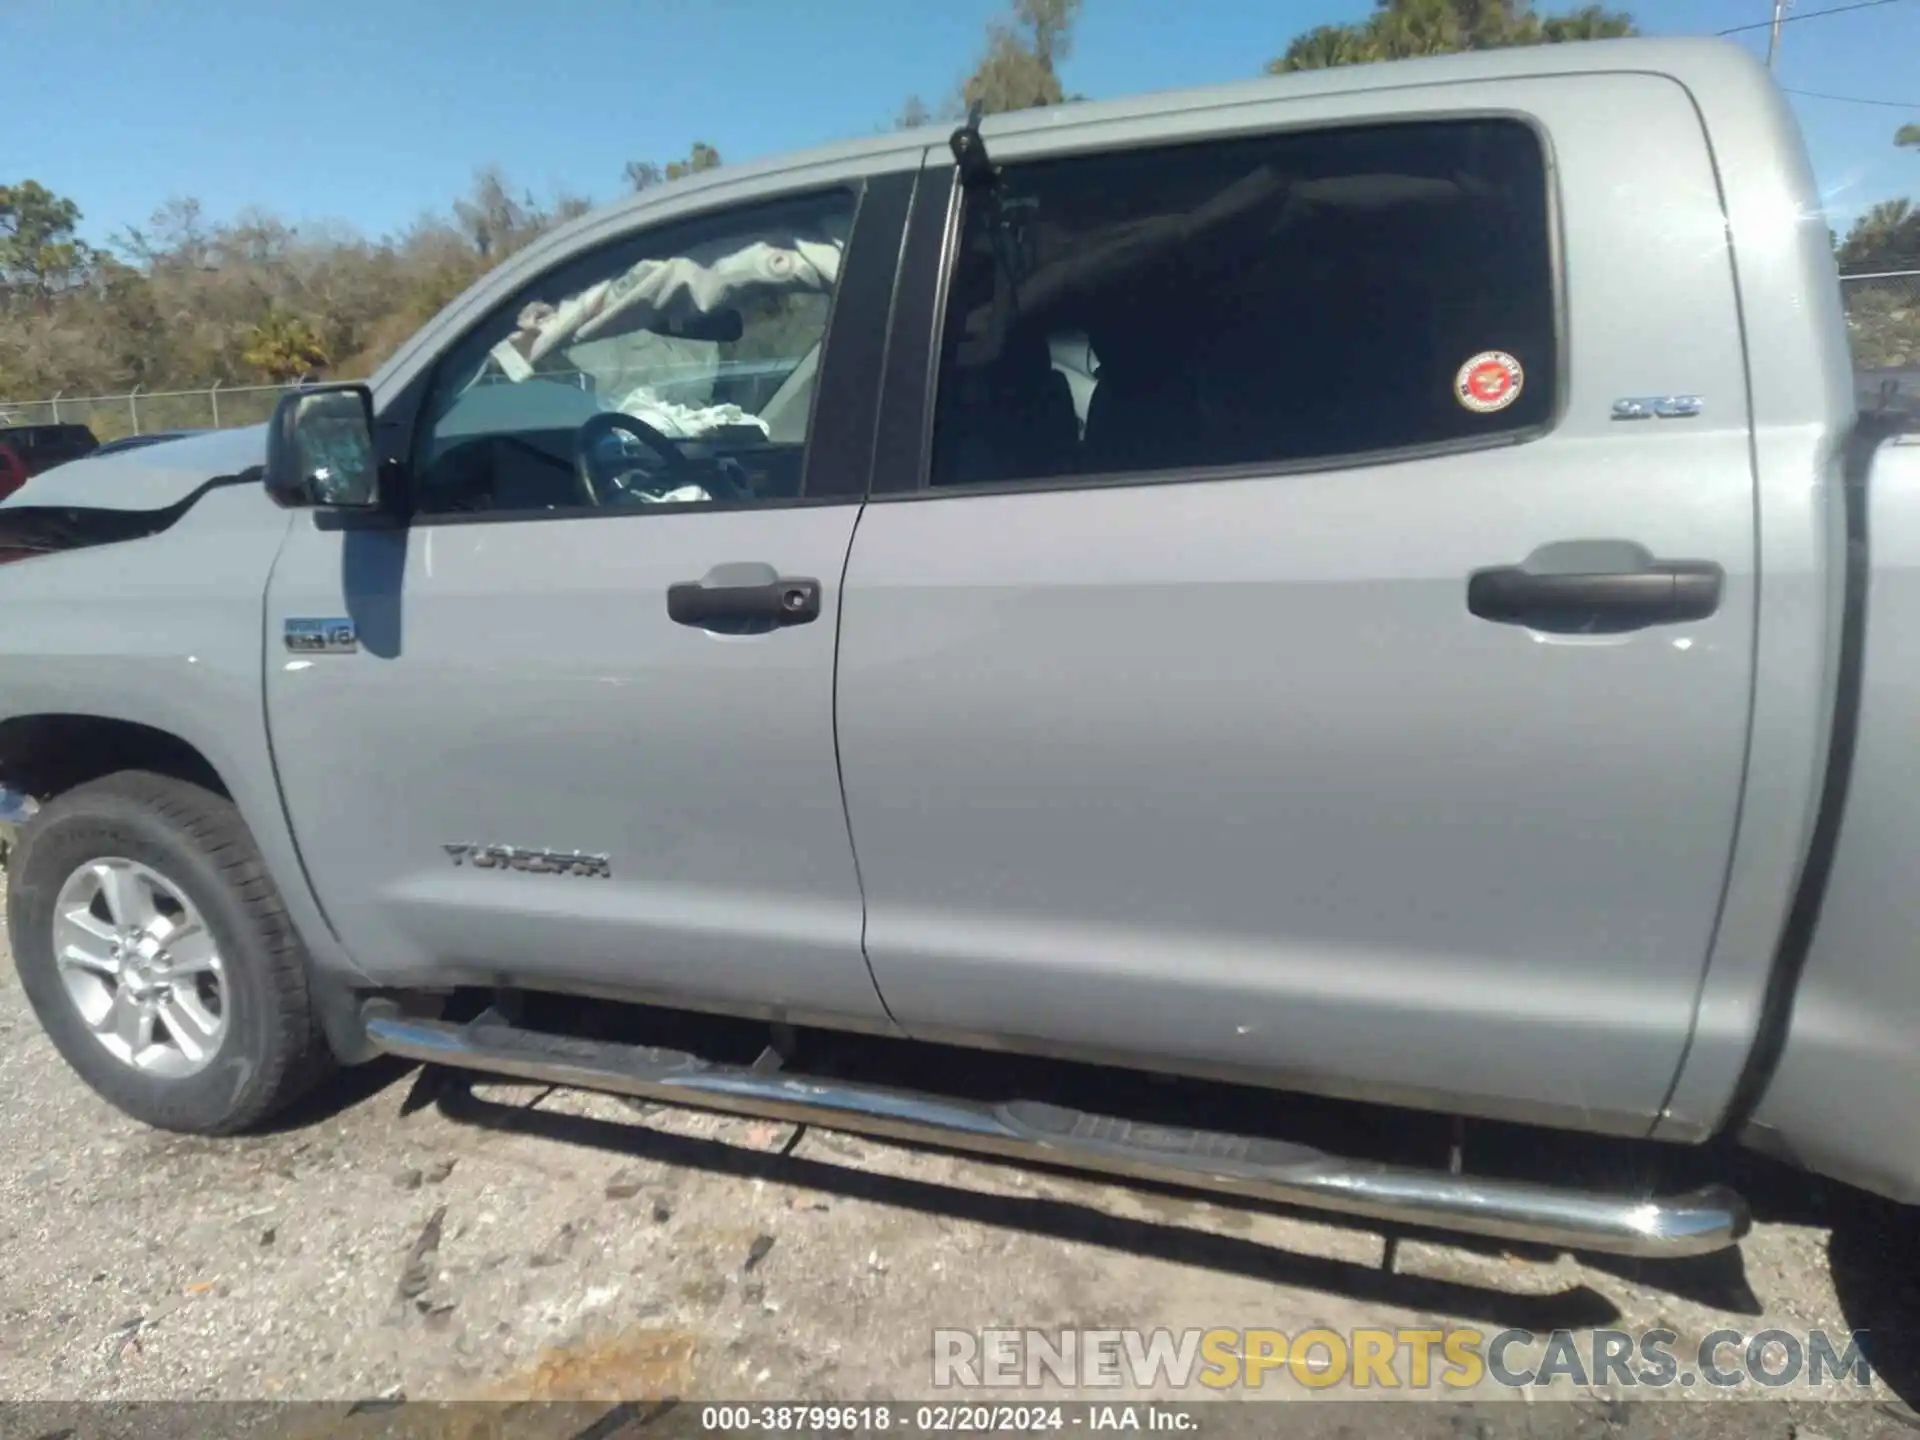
[573, 411, 749, 505]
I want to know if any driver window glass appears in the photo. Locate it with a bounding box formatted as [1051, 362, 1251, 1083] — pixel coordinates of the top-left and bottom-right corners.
[414, 189, 856, 516]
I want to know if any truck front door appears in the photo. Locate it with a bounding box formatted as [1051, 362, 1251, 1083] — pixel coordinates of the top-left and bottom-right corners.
[263, 169, 912, 1026]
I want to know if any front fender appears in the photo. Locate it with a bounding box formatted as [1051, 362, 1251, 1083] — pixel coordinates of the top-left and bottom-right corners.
[0, 478, 370, 986]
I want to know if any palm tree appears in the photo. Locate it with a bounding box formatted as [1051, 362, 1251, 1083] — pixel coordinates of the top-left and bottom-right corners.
[1269, 23, 1384, 71]
[1268, 0, 1635, 73]
[1539, 4, 1638, 41]
[1373, 0, 1474, 58]
[1838, 198, 1920, 274]
[241, 309, 329, 383]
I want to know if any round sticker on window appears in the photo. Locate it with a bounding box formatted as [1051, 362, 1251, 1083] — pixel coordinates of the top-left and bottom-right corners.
[1455, 351, 1524, 413]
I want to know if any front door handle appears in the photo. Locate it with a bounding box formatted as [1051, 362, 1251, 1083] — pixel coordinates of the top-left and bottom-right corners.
[668, 564, 821, 632]
[1468, 557, 1723, 634]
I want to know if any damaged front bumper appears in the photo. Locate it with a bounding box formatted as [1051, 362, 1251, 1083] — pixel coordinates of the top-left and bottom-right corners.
[0, 787, 36, 870]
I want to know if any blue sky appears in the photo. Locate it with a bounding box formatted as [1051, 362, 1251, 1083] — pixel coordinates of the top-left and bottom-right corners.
[5, 0, 1915, 248]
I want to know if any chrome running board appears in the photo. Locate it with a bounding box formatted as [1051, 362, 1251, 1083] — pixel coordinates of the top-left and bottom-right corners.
[362, 1003, 1749, 1259]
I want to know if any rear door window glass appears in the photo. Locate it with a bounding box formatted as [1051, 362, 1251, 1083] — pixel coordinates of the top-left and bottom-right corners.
[929, 119, 1557, 489]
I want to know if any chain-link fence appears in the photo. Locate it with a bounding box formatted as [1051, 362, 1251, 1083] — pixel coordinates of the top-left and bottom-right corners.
[0, 382, 322, 444]
[1, 274, 1914, 444]
[0, 368, 668, 446]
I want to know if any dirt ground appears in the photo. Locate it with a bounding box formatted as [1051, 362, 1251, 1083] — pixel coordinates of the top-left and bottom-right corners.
[7, 878, 1920, 1439]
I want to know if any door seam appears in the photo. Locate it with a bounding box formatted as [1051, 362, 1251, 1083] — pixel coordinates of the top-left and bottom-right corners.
[829, 159, 925, 1032]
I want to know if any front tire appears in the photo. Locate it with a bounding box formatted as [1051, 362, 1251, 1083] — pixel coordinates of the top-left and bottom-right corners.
[7, 771, 332, 1133]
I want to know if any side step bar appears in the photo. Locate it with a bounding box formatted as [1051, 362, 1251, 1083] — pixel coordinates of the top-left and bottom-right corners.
[362, 1003, 1749, 1259]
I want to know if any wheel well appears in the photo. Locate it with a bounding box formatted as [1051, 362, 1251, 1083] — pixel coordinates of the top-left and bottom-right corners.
[0, 715, 228, 801]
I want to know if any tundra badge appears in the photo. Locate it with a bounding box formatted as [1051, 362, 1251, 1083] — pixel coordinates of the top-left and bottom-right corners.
[444, 844, 612, 879]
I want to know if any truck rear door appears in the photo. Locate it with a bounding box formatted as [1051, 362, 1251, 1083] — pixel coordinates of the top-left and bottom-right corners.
[836, 74, 1756, 1133]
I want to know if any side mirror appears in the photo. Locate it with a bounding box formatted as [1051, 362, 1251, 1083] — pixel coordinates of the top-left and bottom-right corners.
[265, 384, 381, 509]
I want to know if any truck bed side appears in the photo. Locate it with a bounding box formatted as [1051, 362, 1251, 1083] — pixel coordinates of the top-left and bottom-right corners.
[1746, 434, 1920, 1202]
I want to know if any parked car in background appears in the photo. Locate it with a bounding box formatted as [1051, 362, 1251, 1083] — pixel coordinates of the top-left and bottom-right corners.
[0, 423, 99, 482]
[2, 37, 1917, 1264]
[0, 440, 27, 504]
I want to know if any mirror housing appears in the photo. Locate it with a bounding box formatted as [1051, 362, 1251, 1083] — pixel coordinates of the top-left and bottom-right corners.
[264, 383, 381, 509]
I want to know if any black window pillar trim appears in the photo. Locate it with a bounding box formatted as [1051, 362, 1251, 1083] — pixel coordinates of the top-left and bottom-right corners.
[870, 165, 959, 497]
[799, 171, 916, 503]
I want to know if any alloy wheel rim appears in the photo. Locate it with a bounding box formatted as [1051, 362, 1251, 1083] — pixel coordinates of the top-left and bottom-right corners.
[51, 857, 228, 1078]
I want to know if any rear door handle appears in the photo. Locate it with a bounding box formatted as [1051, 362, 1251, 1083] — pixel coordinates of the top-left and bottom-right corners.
[668, 565, 821, 631]
[1468, 559, 1723, 633]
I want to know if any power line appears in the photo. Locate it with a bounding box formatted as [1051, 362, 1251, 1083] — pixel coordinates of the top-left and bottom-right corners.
[1783, 86, 1920, 108]
[1718, 0, 1911, 36]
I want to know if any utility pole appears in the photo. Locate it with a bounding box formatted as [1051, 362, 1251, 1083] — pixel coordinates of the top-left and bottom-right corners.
[1767, 0, 1791, 68]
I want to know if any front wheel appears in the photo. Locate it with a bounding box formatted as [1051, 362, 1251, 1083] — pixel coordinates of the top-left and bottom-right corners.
[7, 771, 333, 1133]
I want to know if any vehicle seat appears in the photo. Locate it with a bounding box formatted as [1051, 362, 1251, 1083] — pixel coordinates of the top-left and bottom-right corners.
[417, 432, 581, 513]
[1081, 321, 1207, 476]
[934, 332, 1080, 486]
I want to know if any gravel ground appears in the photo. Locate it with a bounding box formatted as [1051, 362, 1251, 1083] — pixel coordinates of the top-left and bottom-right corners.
[6, 879, 1920, 1438]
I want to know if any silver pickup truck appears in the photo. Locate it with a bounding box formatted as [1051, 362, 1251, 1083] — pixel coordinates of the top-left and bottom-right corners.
[3, 37, 1914, 1263]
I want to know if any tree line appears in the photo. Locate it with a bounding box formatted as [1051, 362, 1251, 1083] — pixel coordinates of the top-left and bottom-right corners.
[3, 0, 1915, 406]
